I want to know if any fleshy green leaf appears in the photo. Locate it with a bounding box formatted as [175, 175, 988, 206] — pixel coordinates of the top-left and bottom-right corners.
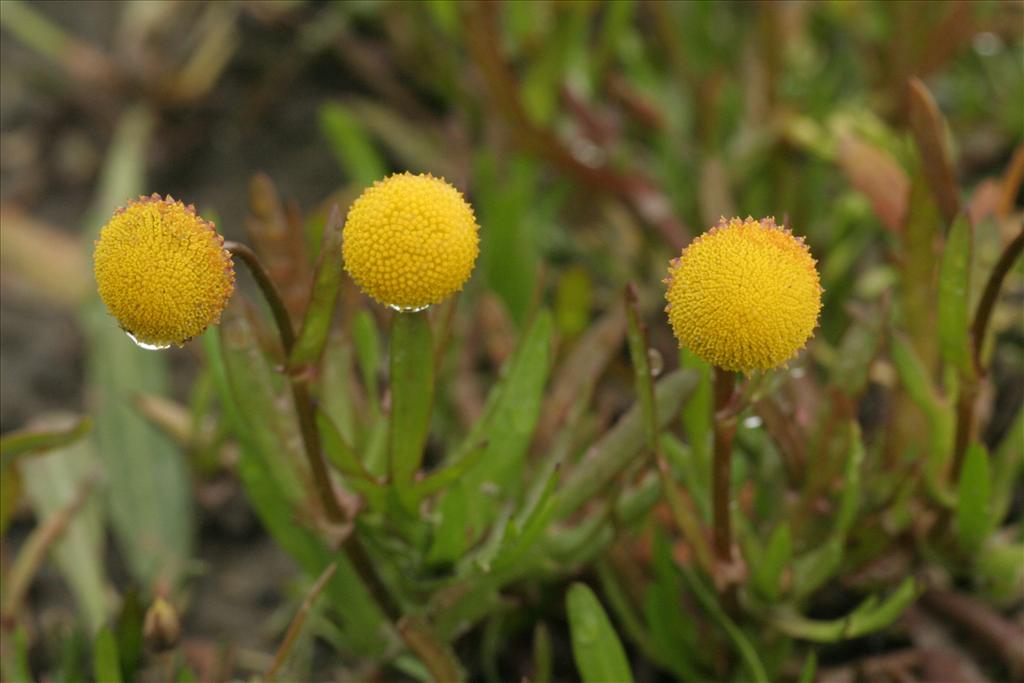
[0, 416, 92, 469]
[389, 311, 435, 513]
[93, 628, 122, 683]
[772, 578, 920, 642]
[751, 523, 792, 602]
[567, 583, 635, 683]
[956, 443, 993, 554]
[290, 205, 345, 368]
[938, 214, 973, 374]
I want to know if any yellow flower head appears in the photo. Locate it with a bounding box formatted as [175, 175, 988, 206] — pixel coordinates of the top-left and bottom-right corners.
[94, 194, 235, 348]
[342, 172, 479, 310]
[664, 217, 822, 372]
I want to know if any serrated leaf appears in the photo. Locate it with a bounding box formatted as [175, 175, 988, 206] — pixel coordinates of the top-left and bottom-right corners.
[956, 443, 993, 554]
[938, 215, 973, 374]
[389, 312, 435, 512]
[567, 583, 635, 683]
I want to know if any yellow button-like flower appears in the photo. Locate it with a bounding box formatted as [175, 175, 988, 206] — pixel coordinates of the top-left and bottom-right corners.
[342, 172, 479, 310]
[664, 217, 822, 372]
[94, 194, 235, 348]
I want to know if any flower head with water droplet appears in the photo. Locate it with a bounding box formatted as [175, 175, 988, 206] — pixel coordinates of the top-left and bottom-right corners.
[342, 172, 479, 310]
[94, 194, 235, 348]
[664, 217, 822, 372]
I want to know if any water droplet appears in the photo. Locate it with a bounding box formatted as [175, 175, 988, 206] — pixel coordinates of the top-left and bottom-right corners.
[743, 415, 763, 429]
[790, 367, 805, 379]
[647, 348, 664, 377]
[125, 331, 170, 351]
[387, 303, 430, 313]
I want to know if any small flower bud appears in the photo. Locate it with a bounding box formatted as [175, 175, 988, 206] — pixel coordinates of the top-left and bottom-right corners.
[143, 596, 181, 652]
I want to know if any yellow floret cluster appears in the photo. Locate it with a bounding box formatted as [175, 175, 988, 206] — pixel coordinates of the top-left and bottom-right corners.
[94, 194, 235, 348]
[342, 172, 479, 310]
[664, 217, 822, 372]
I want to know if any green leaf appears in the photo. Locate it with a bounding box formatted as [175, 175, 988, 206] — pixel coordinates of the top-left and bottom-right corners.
[0, 416, 92, 469]
[316, 410, 386, 510]
[556, 370, 697, 521]
[752, 523, 792, 602]
[890, 332, 955, 504]
[791, 537, 843, 600]
[679, 566, 770, 683]
[352, 310, 381, 412]
[3, 626, 32, 683]
[427, 479, 469, 566]
[452, 310, 553, 538]
[290, 205, 345, 368]
[772, 578, 920, 642]
[93, 628, 122, 683]
[116, 590, 144, 682]
[566, 583, 635, 683]
[956, 443, 993, 554]
[835, 422, 865, 537]
[19, 416, 107, 632]
[319, 102, 386, 186]
[991, 408, 1023, 526]
[938, 214, 973, 374]
[797, 651, 817, 683]
[679, 348, 712, 503]
[389, 311, 435, 513]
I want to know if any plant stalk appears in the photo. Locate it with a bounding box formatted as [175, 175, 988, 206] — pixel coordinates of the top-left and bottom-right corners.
[712, 366, 737, 565]
[227, 241, 345, 523]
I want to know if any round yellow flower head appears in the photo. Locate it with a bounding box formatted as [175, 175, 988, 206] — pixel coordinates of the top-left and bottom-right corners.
[342, 172, 479, 310]
[94, 194, 235, 348]
[664, 217, 822, 372]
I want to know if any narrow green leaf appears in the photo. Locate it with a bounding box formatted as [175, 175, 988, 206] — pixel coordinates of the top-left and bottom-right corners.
[956, 443, 993, 554]
[352, 310, 381, 411]
[679, 348, 712, 501]
[455, 310, 553, 536]
[116, 590, 144, 683]
[93, 628, 122, 683]
[773, 578, 920, 642]
[752, 523, 792, 602]
[290, 205, 344, 368]
[991, 408, 1023, 526]
[427, 479, 469, 566]
[319, 103, 386, 186]
[316, 410, 386, 510]
[791, 537, 843, 600]
[532, 622, 552, 683]
[0, 416, 92, 469]
[624, 286, 657, 449]
[4, 627, 32, 683]
[19, 417, 107, 632]
[938, 214, 973, 374]
[797, 651, 817, 683]
[835, 422, 865, 537]
[566, 583, 635, 683]
[413, 446, 486, 500]
[389, 311, 435, 512]
[890, 332, 955, 504]
[679, 566, 770, 683]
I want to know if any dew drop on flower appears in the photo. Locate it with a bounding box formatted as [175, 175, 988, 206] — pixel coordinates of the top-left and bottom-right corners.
[647, 348, 664, 377]
[125, 331, 171, 351]
[388, 303, 431, 313]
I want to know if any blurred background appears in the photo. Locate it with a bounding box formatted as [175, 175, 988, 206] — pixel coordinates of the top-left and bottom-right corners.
[1, 1, 1022, 681]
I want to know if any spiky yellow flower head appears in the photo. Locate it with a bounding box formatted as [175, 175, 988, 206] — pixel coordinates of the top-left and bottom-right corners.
[664, 217, 822, 372]
[94, 194, 235, 348]
[342, 172, 479, 310]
